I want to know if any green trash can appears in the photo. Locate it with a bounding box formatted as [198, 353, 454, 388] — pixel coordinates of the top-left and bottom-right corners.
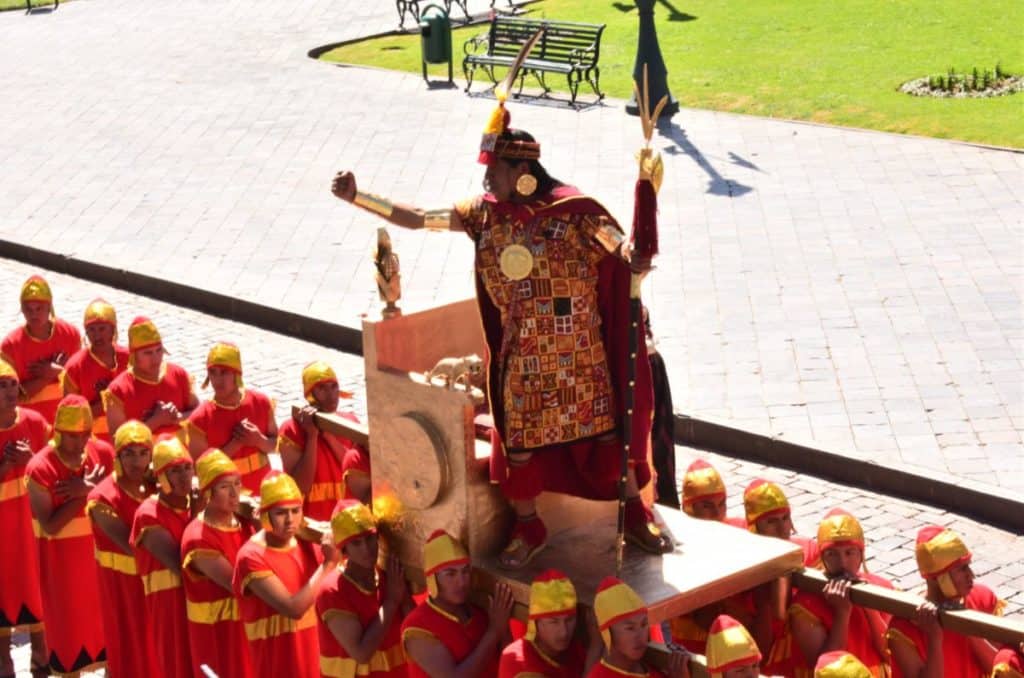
[420, 4, 453, 85]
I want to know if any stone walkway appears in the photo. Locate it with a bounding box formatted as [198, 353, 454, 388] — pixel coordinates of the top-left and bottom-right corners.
[0, 0, 1021, 505]
[2, 257, 1020, 676]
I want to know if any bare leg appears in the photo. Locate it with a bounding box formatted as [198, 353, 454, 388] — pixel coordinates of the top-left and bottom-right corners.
[30, 630, 47, 675]
[0, 635, 12, 677]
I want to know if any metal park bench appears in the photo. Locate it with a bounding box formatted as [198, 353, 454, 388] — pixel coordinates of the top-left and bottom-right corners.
[462, 17, 606, 104]
[396, 0, 470, 29]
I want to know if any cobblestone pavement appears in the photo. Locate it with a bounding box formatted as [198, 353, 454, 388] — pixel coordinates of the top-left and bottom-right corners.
[3, 259, 1021, 675]
[0, 1, 1021, 511]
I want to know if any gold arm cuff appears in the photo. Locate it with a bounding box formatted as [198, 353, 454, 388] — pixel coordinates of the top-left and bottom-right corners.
[595, 223, 625, 254]
[354, 191, 394, 218]
[423, 208, 452, 231]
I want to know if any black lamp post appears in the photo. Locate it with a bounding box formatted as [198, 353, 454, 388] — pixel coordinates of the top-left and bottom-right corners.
[625, 0, 679, 118]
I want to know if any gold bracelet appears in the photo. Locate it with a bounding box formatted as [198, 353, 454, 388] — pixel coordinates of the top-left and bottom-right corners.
[354, 191, 394, 218]
[423, 208, 453, 231]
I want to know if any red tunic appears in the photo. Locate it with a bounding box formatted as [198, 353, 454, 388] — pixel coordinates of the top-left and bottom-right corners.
[1, 319, 82, 424]
[585, 658, 666, 678]
[993, 648, 1024, 677]
[499, 637, 586, 678]
[278, 411, 367, 521]
[0, 408, 49, 636]
[886, 584, 1003, 678]
[62, 345, 129, 443]
[234, 534, 321, 678]
[26, 441, 112, 674]
[187, 389, 275, 494]
[87, 475, 159, 678]
[131, 496, 193, 678]
[788, 571, 894, 677]
[316, 566, 406, 678]
[181, 516, 256, 678]
[401, 599, 495, 678]
[104, 363, 193, 439]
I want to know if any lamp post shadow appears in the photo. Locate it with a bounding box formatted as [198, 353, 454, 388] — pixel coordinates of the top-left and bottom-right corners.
[657, 119, 754, 198]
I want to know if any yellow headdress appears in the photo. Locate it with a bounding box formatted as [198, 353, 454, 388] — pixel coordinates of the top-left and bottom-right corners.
[259, 471, 303, 528]
[477, 30, 544, 166]
[196, 448, 239, 494]
[52, 394, 93, 448]
[594, 576, 647, 650]
[330, 499, 377, 549]
[817, 508, 865, 552]
[814, 651, 872, 678]
[113, 420, 153, 479]
[152, 436, 192, 494]
[0, 359, 19, 383]
[915, 525, 972, 599]
[682, 459, 726, 515]
[743, 479, 791, 531]
[83, 298, 117, 328]
[423, 530, 470, 598]
[128, 316, 162, 353]
[20, 275, 54, 319]
[203, 342, 244, 388]
[524, 569, 577, 642]
[302, 361, 339, 404]
[705, 615, 761, 677]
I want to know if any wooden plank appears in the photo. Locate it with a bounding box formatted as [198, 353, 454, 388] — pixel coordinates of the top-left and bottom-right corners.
[295, 407, 370, 448]
[792, 569, 1024, 646]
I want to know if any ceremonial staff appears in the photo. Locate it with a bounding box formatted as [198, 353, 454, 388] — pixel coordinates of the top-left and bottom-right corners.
[616, 67, 667, 575]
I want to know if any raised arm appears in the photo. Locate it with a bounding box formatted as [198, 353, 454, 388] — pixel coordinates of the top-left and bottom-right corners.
[331, 171, 464, 233]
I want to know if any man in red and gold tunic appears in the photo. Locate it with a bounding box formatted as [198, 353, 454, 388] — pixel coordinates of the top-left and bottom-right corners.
[815, 651, 873, 677]
[87, 420, 159, 677]
[402, 530, 513, 678]
[587, 577, 688, 678]
[131, 436, 196, 678]
[333, 106, 668, 567]
[279, 361, 370, 516]
[62, 298, 129, 444]
[316, 498, 408, 678]
[26, 395, 111, 675]
[234, 471, 333, 677]
[499, 569, 596, 678]
[887, 526, 1003, 678]
[104, 316, 198, 441]
[2, 275, 81, 424]
[0, 359, 49, 676]
[188, 342, 277, 494]
[704, 614, 761, 678]
[181, 449, 255, 678]
[993, 646, 1024, 678]
[789, 509, 893, 677]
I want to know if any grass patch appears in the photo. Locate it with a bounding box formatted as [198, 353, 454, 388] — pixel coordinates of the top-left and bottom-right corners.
[321, 0, 1024, 148]
[1, 0, 58, 10]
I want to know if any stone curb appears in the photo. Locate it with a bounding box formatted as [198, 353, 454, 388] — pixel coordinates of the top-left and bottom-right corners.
[2, 237, 1020, 533]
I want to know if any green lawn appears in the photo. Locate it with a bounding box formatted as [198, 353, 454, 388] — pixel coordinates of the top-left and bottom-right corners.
[1, 0, 58, 10]
[321, 0, 1024, 148]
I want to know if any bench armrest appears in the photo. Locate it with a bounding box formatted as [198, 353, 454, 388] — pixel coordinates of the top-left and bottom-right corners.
[569, 42, 599, 67]
[463, 31, 491, 56]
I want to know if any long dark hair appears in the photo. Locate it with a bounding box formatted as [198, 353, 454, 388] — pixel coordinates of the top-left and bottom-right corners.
[499, 129, 564, 196]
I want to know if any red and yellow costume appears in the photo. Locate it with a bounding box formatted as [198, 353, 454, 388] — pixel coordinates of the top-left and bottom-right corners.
[0, 360, 48, 639]
[587, 577, 664, 678]
[62, 299, 129, 443]
[788, 509, 892, 677]
[130, 436, 194, 678]
[188, 342, 275, 493]
[181, 449, 255, 678]
[316, 499, 405, 678]
[87, 420, 159, 677]
[705, 614, 761, 678]
[402, 530, 494, 678]
[993, 648, 1024, 678]
[278, 361, 369, 519]
[815, 651, 873, 677]
[234, 471, 320, 678]
[887, 526, 1005, 678]
[669, 460, 750, 653]
[25, 396, 111, 674]
[103, 316, 193, 439]
[499, 569, 585, 678]
[1, 276, 82, 424]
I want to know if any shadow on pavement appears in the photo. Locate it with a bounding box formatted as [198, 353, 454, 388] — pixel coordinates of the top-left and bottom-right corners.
[657, 119, 754, 197]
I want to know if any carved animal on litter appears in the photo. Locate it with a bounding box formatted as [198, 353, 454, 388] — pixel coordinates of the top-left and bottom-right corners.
[424, 354, 484, 390]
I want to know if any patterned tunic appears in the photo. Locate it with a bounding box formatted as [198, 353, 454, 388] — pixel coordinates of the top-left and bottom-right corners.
[457, 198, 618, 451]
